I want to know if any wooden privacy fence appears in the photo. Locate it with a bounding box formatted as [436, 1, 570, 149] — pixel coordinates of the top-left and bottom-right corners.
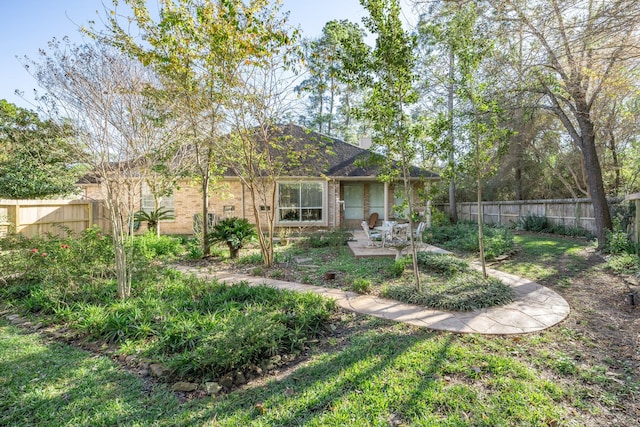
[436, 199, 604, 235]
[0, 199, 110, 238]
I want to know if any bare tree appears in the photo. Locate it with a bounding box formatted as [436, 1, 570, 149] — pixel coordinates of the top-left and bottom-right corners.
[26, 40, 163, 298]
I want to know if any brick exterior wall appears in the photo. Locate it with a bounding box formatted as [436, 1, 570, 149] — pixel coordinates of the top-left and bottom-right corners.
[80, 178, 425, 235]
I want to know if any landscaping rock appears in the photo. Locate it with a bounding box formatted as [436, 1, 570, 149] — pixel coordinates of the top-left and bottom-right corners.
[261, 355, 281, 371]
[219, 374, 234, 389]
[150, 363, 171, 378]
[172, 382, 198, 392]
[205, 382, 222, 395]
[624, 275, 640, 287]
[9, 316, 27, 325]
[235, 371, 246, 385]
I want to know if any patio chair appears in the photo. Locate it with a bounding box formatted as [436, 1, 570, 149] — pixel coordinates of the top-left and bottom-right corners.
[367, 212, 379, 229]
[361, 220, 382, 246]
[413, 222, 426, 243]
[379, 220, 396, 248]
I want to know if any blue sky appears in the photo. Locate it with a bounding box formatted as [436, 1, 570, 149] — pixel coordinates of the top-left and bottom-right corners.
[0, 0, 390, 110]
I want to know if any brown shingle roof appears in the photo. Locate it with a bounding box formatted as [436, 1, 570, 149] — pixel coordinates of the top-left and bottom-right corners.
[226, 123, 438, 179]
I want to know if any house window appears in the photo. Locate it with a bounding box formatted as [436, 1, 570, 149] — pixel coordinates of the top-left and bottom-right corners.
[278, 182, 324, 222]
[141, 182, 175, 213]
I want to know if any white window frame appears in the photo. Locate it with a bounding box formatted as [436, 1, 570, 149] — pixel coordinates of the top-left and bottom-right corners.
[276, 180, 327, 226]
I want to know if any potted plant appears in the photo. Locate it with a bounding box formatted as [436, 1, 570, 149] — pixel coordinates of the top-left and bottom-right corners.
[206, 217, 257, 259]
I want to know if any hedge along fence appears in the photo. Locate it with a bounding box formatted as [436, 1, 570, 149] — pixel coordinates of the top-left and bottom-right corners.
[0, 199, 110, 238]
[436, 198, 630, 239]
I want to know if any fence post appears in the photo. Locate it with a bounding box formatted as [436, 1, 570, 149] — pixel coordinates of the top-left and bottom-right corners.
[13, 203, 20, 233]
[88, 202, 93, 229]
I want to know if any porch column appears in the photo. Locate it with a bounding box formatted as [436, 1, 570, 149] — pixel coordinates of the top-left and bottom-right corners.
[383, 182, 389, 221]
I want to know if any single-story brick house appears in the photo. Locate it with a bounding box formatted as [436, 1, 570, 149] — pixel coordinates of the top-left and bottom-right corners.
[80, 124, 439, 234]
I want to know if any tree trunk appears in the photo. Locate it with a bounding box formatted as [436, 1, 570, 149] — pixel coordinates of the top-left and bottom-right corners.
[608, 130, 621, 194]
[249, 183, 274, 268]
[447, 49, 458, 223]
[514, 165, 522, 200]
[201, 172, 211, 257]
[476, 131, 487, 278]
[107, 197, 131, 299]
[580, 120, 612, 249]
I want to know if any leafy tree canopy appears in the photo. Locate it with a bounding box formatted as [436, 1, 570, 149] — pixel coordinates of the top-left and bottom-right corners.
[0, 100, 80, 199]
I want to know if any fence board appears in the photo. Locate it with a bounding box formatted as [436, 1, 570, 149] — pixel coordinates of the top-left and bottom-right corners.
[436, 199, 605, 235]
[0, 199, 111, 238]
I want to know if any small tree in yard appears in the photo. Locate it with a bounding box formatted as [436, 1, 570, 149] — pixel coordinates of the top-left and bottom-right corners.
[207, 217, 257, 259]
[26, 41, 165, 299]
[353, 0, 427, 290]
[447, 3, 509, 277]
[95, 0, 286, 257]
[218, 2, 331, 268]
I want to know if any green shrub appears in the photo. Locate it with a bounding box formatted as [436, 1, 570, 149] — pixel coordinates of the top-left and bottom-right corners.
[430, 209, 450, 227]
[425, 222, 514, 260]
[185, 237, 204, 259]
[517, 214, 551, 232]
[483, 228, 516, 259]
[351, 278, 372, 294]
[0, 225, 114, 291]
[605, 253, 640, 275]
[383, 271, 513, 311]
[133, 233, 183, 260]
[389, 257, 410, 277]
[416, 253, 469, 275]
[605, 227, 635, 255]
[206, 217, 257, 259]
[306, 228, 352, 248]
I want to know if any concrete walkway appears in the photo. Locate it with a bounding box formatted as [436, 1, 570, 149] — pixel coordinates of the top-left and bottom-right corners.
[173, 261, 570, 335]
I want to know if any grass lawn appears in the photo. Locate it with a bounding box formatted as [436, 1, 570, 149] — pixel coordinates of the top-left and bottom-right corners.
[0, 321, 180, 426]
[1, 230, 639, 426]
[2, 318, 573, 426]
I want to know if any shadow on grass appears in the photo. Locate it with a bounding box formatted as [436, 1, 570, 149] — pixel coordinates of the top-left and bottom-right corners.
[0, 321, 178, 426]
[177, 320, 457, 426]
